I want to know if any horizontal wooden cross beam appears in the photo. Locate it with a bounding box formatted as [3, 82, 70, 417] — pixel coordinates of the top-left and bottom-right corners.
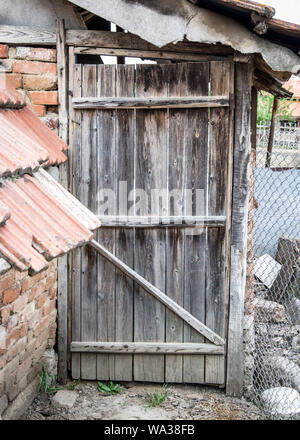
[74, 46, 230, 61]
[73, 96, 229, 110]
[89, 239, 225, 346]
[98, 215, 226, 228]
[71, 342, 225, 355]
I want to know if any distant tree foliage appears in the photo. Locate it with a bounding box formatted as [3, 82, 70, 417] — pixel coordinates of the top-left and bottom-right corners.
[257, 91, 298, 124]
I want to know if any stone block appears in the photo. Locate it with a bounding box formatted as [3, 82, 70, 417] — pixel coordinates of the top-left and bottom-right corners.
[52, 390, 77, 409]
[254, 298, 285, 323]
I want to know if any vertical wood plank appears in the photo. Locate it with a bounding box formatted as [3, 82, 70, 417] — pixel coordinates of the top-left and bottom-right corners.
[69, 59, 235, 386]
[56, 19, 69, 384]
[205, 61, 231, 385]
[96, 65, 116, 380]
[70, 59, 82, 380]
[223, 62, 235, 389]
[134, 64, 169, 382]
[67, 47, 75, 375]
[183, 63, 209, 384]
[226, 62, 253, 397]
[114, 65, 135, 381]
[165, 63, 186, 383]
[80, 64, 98, 380]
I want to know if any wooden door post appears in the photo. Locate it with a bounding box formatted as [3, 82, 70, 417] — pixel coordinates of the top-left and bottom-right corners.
[56, 19, 69, 384]
[226, 62, 253, 397]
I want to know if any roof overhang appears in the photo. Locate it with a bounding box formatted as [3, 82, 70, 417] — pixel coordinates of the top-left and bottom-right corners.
[191, 1, 300, 54]
[68, 0, 300, 83]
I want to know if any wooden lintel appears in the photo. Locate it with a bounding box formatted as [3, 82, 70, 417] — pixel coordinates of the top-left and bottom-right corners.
[0, 24, 56, 45]
[98, 215, 226, 228]
[73, 46, 230, 62]
[0, 25, 232, 58]
[89, 239, 225, 346]
[73, 96, 229, 110]
[71, 342, 225, 355]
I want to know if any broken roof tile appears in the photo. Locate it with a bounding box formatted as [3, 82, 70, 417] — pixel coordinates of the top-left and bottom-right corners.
[0, 173, 100, 274]
[0, 75, 25, 108]
[34, 168, 101, 231]
[0, 200, 10, 226]
[0, 107, 67, 178]
[0, 74, 101, 275]
[0, 75, 68, 178]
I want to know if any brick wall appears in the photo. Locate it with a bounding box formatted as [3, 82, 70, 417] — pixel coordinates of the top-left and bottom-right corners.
[0, 262, 57, 417]
[0, 44, 58, 133]
[0, 43, 60, 418]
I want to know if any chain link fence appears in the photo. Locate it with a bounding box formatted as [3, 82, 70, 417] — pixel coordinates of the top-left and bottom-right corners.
[257, 122, 299, 150]
[244, 126, 300, 419]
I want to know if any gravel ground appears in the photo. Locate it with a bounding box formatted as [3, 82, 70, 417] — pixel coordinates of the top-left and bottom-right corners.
[21, 381, 266, 420]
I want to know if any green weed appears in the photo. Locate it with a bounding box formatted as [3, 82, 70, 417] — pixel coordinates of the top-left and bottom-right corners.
[144, 384, 168, 407]
[97, 381, 121, 394]
[66, 378, 81, 391]
[38, 366, 63, 395]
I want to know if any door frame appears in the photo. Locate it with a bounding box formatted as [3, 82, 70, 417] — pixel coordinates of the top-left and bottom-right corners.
[56, 23, 253, 396]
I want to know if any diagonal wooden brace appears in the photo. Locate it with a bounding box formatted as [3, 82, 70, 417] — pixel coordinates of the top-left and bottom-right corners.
[89, 239, 225, 346]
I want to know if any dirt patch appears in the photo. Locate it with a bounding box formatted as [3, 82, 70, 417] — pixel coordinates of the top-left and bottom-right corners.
[21, 381, 266, 420]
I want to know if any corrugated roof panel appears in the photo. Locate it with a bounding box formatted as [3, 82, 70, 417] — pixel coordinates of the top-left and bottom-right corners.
[17, 108, 68, 166]
[285, 77, 300, 98]
[34, 169, 101, 231]
[0, 257, 11, 275]
[0, 219, 47, 272]
[290, 101, 300, 118]
[0, 75, 67, 176]
[0, 107, 68, 178]
[0, 201, 10, 226]
[0, 124, 47, 177]
[0, 75, 25, 108]
[0, 75, 99, 276]
[0, 173, 96, 274]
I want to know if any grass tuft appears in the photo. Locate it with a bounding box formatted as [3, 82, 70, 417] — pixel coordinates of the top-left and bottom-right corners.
[144, 384, 168, 408]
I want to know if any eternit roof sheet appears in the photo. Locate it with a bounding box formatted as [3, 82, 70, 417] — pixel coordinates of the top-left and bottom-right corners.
[34, 169, 101, 231]
[0, 75, 101, 276]
[0, 75, 68, 178]
[0, 107, 68, 177]
[0, 75, 25, 108]
[0, 201, 10, 226]
[0, 173, 100, 274]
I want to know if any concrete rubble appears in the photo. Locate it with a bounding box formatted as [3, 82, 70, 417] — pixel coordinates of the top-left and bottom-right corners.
[261, 387, 300, 418]
[246, 235, 300, 419]
[41, 349, 57, 386]
[262, 356, 300, 393]
[52, 390, 78, 409]
[254, 254, 282, 289]
[254, 298, 286, 324]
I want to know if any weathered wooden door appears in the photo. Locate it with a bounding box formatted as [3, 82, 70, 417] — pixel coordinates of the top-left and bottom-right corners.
[69, 58, 233, 385]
